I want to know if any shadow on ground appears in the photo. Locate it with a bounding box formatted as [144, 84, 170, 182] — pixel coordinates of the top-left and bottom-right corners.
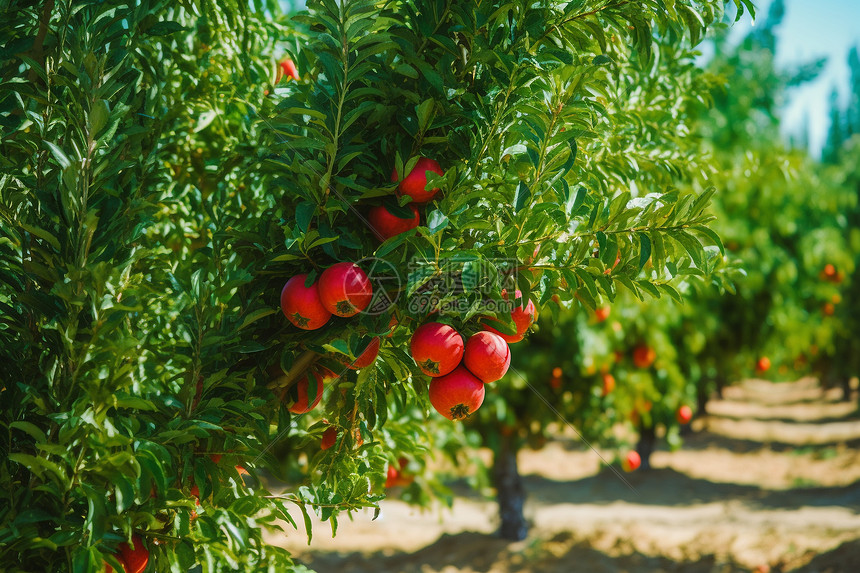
[522, 467, 860, 510]
[792, 539, 860, 572]
[295, 530, 759, 573]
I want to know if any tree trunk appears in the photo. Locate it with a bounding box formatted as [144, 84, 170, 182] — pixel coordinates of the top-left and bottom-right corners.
[636, 424, 656, 471]
[696, 380, 710, 416]
[493, 433, 528, 541]
[841, 377, 852, 402]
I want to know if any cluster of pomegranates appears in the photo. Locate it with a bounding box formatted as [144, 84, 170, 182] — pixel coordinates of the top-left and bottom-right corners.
[279, 261, 379, 413]
[410, 290, 536, 421]
[368, 157, 444, 239]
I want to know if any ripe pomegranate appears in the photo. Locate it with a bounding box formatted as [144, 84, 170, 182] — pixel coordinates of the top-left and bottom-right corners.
[595, 306, 610, 322]
[756, 356, 771, 373]
[287, 367, 334, 414]
[393, 458, 415, 487]
[368, 204, 420, 240]
[343, 337, 380, 370]
[601, 373, 615, 396]
[482, 289, 535, 343]
[676, 405, 693, 425]
[508, 290, 536, 332]
[823, 263, 836, 278]
[391, 157, 444, 203]
[209, 454, 222, 464]
[117, 535, 148, 573]
[410, 322, 464, 377]
[318, 262, 373, 317]
[463, 331, 511, 383]
[428, 366, 485, 420]
[632, 345, 656, 369]
[321, 426, 338, 450]
[384, 464, 399, 488]
[622, 451, 641, 472]
[823, 302, 835, 316]
[277, 58, 299, 81]
[280, 274, 331, 330]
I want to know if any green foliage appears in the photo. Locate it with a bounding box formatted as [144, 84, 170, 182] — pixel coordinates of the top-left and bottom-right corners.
[0, 0, 736, 570]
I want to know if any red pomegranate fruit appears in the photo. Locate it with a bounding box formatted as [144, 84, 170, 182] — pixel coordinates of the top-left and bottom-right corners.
[368, 204, 420, 240]
[117, 535, 148, 573]
[463, 331, 511, 383]
[278, 58, 299, 81]
[482, 289, 535, 343]
[384, 464, 399, 488]
[391, 157, 444, 203]
[321, 426, 338, 450]
[280, 274, 331, 330]
[601, 373, 616, 396]
[318, 262, 373, 317]
[390, 457, 414, 487]
[622, 450, 641, 472]
[344, 337, 380, 370]
[632, 345, 656, 369]
[595, 306, 610, 322]
[428, 366, 485, 420]
[410, 322, 464, 377]
[287, 367, 333, 414]
[508, 290, 536, 333]
[676, 405, 693, 425]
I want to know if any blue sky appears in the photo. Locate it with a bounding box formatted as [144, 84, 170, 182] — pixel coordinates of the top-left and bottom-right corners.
[730, 0, 860, 156]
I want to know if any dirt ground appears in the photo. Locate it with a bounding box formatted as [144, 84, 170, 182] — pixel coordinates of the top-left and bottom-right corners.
[268, 378, 860, 573]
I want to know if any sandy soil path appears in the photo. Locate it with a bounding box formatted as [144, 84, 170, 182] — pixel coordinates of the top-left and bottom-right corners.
[268, 378, 860, 573]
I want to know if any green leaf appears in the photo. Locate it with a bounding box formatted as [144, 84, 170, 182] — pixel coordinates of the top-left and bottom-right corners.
[692, 225, 724, 256]
[426, 210, 449, 234]
[296, 201, 315, 233]
[238, 308, 278, 331]
[569, 186, 587, 216]
[672, 231, 704, 268]
[10, 421, 47, 443]
[146, 21, 187, 36]
[45, 142, 72, 169]
[513, 181, 531, 213]
[88, 99, 110, 136]
[415, 98, 435, 132]
[638, 233, 652, 271]
[8, 454, 69, 487]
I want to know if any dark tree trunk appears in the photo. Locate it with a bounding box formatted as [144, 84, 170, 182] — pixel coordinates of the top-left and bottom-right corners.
[715, 376, 725, 400]
[696, 380, 710, 416]
[493, 433, 528, 541]
[636, 424, 656, 471]
[841, 377, 852, 402]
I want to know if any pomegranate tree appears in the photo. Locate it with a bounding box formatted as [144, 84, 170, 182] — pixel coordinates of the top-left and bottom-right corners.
[0, 0, 734, 568]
